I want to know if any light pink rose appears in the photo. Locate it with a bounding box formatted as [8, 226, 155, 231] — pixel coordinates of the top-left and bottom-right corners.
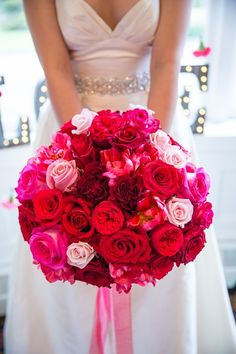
[46, 159, 79, 192]
[159, 145, 188, 169]
[150, 129, 170, 150]
[166, 197, 193, 227]
[66, 242, 96, 269]
[71, 108, 96, 135]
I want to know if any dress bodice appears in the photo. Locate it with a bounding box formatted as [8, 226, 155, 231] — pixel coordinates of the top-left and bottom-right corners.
[55, 0, 160, 78]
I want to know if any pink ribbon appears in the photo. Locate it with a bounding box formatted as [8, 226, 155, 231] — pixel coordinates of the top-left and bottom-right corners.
[89, 286, 133, 354]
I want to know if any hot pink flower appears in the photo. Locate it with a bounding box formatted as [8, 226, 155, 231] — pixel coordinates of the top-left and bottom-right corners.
[188, 167, 210, 203]
[16, 163, 40, 202]
[29, 226, 69, 270]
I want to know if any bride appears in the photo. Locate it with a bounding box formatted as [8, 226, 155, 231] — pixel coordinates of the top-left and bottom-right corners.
[4, 0, 236, 353]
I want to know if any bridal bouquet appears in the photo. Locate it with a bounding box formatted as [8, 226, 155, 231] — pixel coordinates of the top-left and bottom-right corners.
[16, 106, 213, 292]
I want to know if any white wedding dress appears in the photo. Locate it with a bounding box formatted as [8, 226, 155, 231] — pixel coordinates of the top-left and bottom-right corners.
[4, 1, 236, 354]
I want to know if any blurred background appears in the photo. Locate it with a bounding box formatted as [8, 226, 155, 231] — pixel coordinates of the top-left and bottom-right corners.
[0, 0, 236, 318]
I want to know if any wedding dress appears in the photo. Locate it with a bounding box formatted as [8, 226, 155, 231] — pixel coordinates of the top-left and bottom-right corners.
[4, 1, 236, 353]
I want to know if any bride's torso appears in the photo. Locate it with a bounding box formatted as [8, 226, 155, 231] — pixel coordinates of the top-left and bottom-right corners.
[55, 0, 160, 110]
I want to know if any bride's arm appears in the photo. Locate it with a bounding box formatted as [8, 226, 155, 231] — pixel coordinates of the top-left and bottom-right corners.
[148, 0, 192, 132]
[23, 0, 82, 125]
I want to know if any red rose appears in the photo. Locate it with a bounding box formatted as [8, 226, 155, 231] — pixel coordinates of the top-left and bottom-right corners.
[150, 255, 174, 280]
[92, 201, 124, 235]
[192, 201, 214, 229]
[98, 228, 151, 264]
[18, 201, 38, 241]
[77, 162, 109, 205]
[143, 160, 180, 200]
[182, 227, 206, 264]
[89, 110, 123, 148]
[112, 125, 146, 149]
[60, 119, 75, 137]
[75, 258, 114, 288]
[33, 189, 63, 226]
[151, 222, 184, 257]
[71, 133, 97, 168]
[111, 175, 143, 213]
[62, 197, 94, 241]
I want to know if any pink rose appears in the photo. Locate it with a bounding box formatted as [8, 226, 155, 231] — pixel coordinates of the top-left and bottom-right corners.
[16, 163, 40, 202]
[122, 108, 159, 134]
[192, 201, 214, 229]
[71, 108, 96, 135]
[166, 197, 193, 227]
[46, 159, 79, 192]
[188, 167, 210, 202]
[150, 129, 170, 150]
[29, 226, 69, 270]
[159, 145, 188, 169]
[66, 242, 96, 269]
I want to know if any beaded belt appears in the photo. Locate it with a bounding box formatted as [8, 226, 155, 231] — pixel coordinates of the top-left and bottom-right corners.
[74, 72, 150, 96]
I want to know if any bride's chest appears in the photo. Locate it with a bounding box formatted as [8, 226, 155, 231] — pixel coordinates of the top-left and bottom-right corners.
[55, 0, 160, 49]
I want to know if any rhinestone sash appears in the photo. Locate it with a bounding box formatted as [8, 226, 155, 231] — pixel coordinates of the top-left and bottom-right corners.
[74, 72, 150, 96]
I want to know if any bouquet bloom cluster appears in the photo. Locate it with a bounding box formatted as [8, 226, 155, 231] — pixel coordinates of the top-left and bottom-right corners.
[16, 107, 213, 292]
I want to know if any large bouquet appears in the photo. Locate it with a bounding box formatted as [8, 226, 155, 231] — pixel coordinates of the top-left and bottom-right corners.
[16, 106, 213, 293]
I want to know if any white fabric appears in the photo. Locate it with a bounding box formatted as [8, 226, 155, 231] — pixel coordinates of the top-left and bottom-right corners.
[4, 1, 236, 353]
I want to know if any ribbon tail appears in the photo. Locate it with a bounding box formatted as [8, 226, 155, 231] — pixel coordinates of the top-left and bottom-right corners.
[111, 286, 133, 354]
[89, 287, 111, 354]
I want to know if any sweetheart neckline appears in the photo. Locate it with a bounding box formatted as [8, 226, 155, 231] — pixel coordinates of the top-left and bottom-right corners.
[82, 0, 144, 33]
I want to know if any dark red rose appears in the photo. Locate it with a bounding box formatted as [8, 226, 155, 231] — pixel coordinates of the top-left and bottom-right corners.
[33, 189, 63, 226]
[89, 110, 123, 148]
[192, 202, 214, 229]
[98, 228, 151, 264]
[150, 255, 174, 280]
[143, 160, 180, 200]
[75, 257, 114, 288]
[112, 125, 146, 149]
[77, 162, 109, 205]
[70, 133, 97, 167]
[18, 201, 38, 241]
[62, 197, 94, 241]
[151, 222, 184, 257]
[92, 201, 124, 235]
[111, 175, 143, 213]
[182, 227, 206, 264]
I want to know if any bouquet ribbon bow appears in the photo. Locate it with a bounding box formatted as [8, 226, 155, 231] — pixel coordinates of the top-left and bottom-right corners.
[90, 287, 133, 354]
